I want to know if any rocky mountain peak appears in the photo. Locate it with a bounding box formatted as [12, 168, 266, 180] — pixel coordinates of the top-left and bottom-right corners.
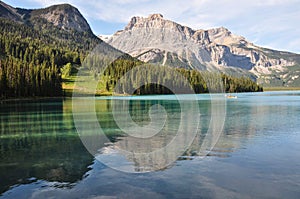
[30, 3, 92, 33]
[148, 13, 164, 20]
[0, 2, 92, 33]
[107, 14, 299, 86]
[125, 13, 191, 32]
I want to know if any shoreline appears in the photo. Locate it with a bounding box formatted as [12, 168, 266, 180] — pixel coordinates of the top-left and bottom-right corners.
[2, 89, 300, 102]
[263, 87, 300, 91]
[0, 96, 66, 103]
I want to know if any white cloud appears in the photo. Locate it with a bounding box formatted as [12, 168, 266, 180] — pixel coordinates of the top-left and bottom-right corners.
[11, 0, 300, 53]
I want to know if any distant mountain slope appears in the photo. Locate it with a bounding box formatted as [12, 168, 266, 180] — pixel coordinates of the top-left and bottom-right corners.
[0, 1, 92, 33]
[0, 1, 107, 61]
[105, 14, 300, 87]
[0, 1, 23, 22]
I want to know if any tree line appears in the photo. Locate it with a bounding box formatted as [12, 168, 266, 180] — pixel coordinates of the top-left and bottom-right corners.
[100, 60, 263, 95]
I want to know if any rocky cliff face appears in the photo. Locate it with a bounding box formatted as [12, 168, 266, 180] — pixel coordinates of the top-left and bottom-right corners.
[105, 14, 300, 86]
[29, 4, 92, 33]
[0, 1, 92, 33]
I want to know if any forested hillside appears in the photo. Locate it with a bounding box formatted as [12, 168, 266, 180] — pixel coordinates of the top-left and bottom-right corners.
[0, 18, 100, 98]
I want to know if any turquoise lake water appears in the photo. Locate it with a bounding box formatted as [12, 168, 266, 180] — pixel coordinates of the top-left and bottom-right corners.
[0, 91, 300, 198]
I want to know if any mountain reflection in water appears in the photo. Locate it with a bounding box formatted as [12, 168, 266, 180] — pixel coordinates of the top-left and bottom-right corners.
[1, 92, 300, 198]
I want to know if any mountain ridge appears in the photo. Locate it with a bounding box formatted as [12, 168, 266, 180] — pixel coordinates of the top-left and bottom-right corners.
[106, 14, 300, 87]
[0, 1, 23, 22]
[0, 1, 92, 33]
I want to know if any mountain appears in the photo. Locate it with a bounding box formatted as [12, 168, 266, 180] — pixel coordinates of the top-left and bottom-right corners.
[0, 1, 105, 62]
[0, 1, 92, 33]
[0, 1, 270, 99]
[0, 1, 23, 22]
[0, 1, 116, 98]
[105, 14, 300, 87]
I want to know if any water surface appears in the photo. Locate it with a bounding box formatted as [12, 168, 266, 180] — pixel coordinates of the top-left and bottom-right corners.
[0, 91, 300, 198]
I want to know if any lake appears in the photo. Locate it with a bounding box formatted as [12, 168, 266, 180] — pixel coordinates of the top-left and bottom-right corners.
[1, 91, 300, 198]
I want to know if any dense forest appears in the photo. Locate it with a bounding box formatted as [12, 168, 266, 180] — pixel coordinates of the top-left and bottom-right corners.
[101, 61, 263, 95]
[0, 18, 100, 98]
[0, 17, 262, 99]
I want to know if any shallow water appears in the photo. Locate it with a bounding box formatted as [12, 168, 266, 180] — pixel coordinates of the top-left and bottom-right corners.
[0, 91, 300, 198]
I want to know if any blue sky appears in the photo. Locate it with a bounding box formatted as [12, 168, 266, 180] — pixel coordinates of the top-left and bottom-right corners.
[4, 0, 300, 53]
